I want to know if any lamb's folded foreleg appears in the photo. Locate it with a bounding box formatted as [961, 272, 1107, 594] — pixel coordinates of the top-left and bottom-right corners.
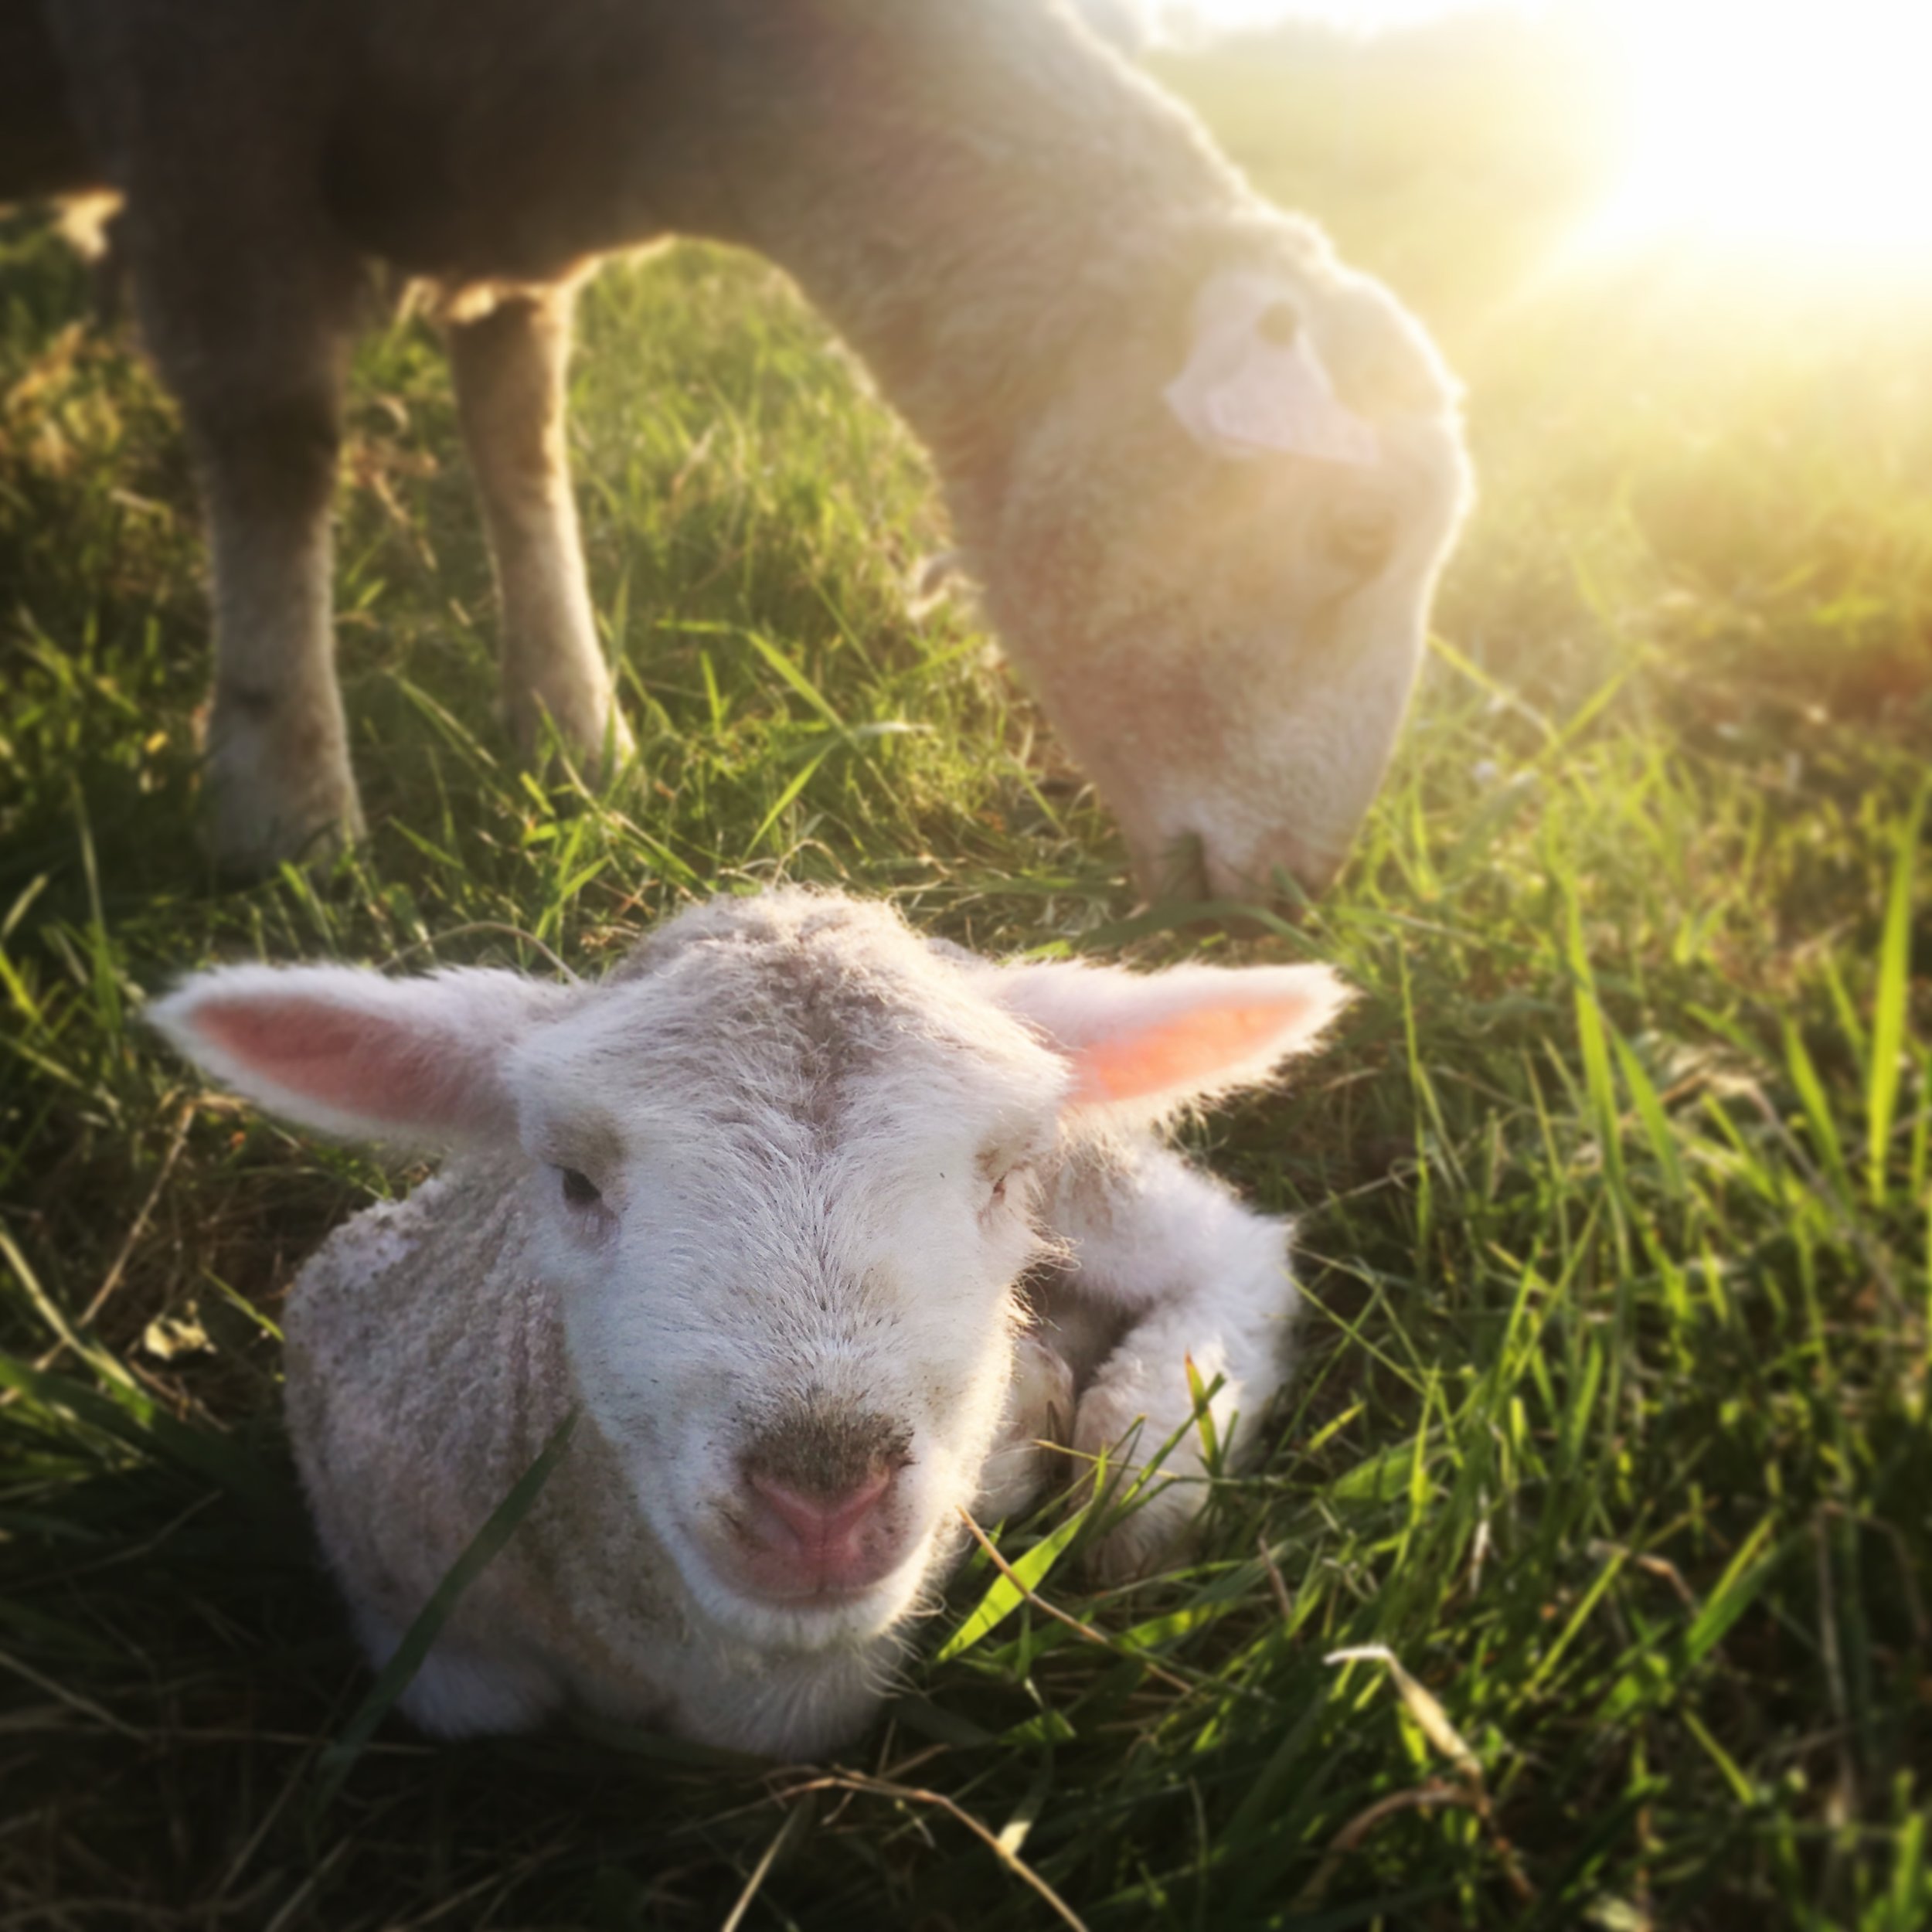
[1045, 1138, 1301, 1583]
[975, 1331, 1077, 1524]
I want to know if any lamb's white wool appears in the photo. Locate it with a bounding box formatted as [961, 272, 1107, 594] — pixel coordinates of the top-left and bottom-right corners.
[151, 889, 1350, 1755]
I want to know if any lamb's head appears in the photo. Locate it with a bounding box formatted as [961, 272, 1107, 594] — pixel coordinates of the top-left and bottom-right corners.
[980, 218, 1472, 904]
[151, 890, 1345, 1658]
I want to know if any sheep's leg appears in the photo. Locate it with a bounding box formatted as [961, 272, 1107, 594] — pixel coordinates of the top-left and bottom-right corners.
[1046, 1147, 1299, 1583]
[128, 216, 364, 872]
[446, 287, 634, 774]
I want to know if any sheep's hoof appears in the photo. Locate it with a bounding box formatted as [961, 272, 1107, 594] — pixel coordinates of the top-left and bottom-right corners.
[202, 703, 365, 876]
[505, 668, 636, 783]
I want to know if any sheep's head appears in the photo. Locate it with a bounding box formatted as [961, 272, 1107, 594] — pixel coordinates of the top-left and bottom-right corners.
[151, 891, 1347, 1658]
[979, 226, 1472, 903]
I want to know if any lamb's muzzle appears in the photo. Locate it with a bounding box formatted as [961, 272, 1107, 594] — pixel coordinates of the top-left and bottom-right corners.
[726, 1409, 917, 1602]
[149, 888, 1355, 1756]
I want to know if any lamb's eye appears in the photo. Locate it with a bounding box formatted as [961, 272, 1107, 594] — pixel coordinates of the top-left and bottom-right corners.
[557, 1167, 601, 1209]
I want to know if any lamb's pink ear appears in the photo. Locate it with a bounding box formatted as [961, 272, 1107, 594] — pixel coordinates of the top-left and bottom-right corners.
[148, 964, 568, 1145]
[996, 959, 1352, 1115]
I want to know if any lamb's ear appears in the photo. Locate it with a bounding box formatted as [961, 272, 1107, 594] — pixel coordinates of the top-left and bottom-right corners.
[148, 964, 570, 1145]
[995, 958, 1354, 1116]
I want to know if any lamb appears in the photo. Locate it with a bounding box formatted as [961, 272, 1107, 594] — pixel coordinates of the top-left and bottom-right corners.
[10, 0, 1472, 897]
[150, 888, 1350, 1756]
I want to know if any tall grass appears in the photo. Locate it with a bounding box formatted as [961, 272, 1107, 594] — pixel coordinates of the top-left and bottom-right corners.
[2, 22, 1928, 1928]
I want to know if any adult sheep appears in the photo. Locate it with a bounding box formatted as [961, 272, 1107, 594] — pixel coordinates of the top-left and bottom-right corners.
[5, 0, 1472, 895]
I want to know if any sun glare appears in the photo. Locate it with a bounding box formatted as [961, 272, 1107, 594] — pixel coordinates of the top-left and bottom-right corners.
[1597, 0, 1932, 263]
[1163, 0, 1932, 270]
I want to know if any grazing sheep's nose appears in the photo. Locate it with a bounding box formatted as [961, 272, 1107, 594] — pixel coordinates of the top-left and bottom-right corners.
[1148, 832, 1341, 912]
[1209, 832, 1344, 909]
[733, 1447, 908, 1601]
[1263, 847, 1342, 905]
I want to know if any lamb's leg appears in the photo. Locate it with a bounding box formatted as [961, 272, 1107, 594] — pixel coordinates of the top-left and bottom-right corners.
[1046, 1144, 1301, 1583]
[974, 1332, 1077, 1523]
[353, 1607, 564, 1739]
[129, 216, 364, 872]
[446, 287, 634, 773]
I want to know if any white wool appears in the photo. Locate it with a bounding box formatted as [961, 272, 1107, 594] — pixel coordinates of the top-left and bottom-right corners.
[154, 889, 1348, 1753]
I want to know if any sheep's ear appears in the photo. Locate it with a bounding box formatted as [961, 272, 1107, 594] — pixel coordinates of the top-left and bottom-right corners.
[148, 964, 568, 1145]
[995, 958, 1353, 1115]
[1165, 270, 1380, 468]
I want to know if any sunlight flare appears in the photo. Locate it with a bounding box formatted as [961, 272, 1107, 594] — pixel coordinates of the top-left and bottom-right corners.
[1596, 0, 1932, 261]
[1168, 0, 1932, 266]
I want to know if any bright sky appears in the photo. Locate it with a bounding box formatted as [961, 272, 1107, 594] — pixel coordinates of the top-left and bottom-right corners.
[1159, 0, 1493, 24]
[1157, 0, 1932, 265]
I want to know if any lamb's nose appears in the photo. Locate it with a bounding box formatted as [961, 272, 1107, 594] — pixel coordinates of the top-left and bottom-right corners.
[736, 1465, 901, 1599]
[731, 1407, 913, 1600]
[747, 1467, 892, 1556]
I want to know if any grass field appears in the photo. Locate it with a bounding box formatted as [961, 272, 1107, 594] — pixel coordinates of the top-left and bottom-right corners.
[2, 18, 1930, 1929]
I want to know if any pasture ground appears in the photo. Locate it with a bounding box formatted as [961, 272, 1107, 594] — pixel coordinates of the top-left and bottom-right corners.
[2, 19, 1929, 1929]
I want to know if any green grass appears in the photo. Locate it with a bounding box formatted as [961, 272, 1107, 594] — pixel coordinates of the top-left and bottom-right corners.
[2, 21, 1930, 1928]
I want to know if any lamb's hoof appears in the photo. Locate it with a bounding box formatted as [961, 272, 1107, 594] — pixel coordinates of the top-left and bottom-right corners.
[1084, 1497, 1201, 1587]
[396, 1644, 564, 1738]
[1073, 1384, 1202, 1586]
[357, 1611, 563, 1739]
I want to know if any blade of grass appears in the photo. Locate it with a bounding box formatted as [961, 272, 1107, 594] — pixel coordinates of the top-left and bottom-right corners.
[1867, 780, 1927, 1206]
